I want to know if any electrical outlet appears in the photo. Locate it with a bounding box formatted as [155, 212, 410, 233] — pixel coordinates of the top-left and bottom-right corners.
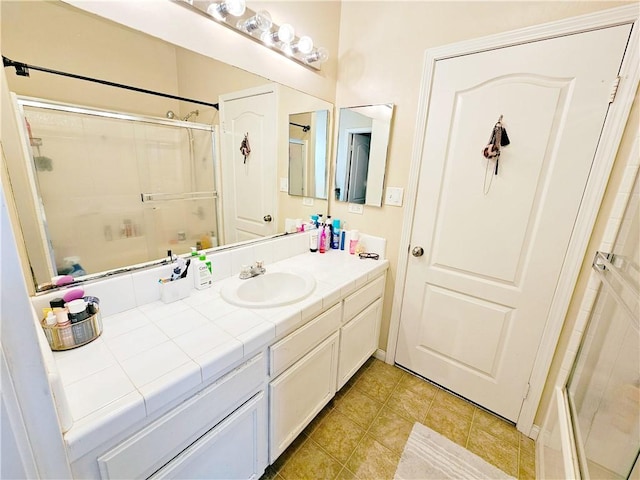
[348, 203, 364, 214]
[302, 197, 314, 206]
[279, 178, 289, 192]
[385, 187, 404, 207]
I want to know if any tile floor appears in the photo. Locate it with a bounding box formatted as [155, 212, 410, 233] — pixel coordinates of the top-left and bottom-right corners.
[262, 358, 536, 480]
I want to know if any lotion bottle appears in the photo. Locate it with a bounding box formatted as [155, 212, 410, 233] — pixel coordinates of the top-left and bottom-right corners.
[309, 224, 318, 252]
[349, 230, 359, 255]
[194, 254, 212, 289]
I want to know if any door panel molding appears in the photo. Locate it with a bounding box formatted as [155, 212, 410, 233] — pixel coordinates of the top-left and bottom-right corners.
[386, 5, 639, 436]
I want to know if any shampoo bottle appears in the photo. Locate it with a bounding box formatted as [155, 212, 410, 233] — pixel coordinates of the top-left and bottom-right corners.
[194, 254, 212, 289]
[319, 225, 327, 253]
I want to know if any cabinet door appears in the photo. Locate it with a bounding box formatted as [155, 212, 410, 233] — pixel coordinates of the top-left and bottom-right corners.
[269, 331, 339, 463]
[337, 298, 382, 390]
[149, 392, 267, 480]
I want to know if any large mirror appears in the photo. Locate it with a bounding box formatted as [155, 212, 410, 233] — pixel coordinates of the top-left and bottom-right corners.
[1, 0, 332, 291]
[288, 110, 329, 199]
[334, 104, 394, 206]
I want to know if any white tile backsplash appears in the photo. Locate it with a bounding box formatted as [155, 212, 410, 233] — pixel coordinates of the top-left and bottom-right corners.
[83, 275, 137, 317]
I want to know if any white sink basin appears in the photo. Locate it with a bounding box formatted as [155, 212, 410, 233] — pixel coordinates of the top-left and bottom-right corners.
[221, 271, 316, 308]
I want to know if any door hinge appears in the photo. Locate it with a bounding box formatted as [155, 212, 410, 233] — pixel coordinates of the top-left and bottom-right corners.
[523, 382, 531, 400]
[609, 76, 621, 104]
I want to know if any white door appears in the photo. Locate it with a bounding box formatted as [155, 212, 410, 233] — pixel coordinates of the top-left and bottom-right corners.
[219, 86, 277, 244]
[289, 139, 306, 196]
[347, 132, 371, 204]
[396, 25, 632, 422]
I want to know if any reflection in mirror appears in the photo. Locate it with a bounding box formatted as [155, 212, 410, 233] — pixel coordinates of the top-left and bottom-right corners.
[16, 97, 218, 285]
[2, 0, 332, 293]
[288, 110, 329, 199]
[334, 104, 394, 207]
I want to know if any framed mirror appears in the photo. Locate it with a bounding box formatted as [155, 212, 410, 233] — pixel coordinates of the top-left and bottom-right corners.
[2, 0, 332, 292]
[334, 104, 394, 206]
[288, 110, 330, 199]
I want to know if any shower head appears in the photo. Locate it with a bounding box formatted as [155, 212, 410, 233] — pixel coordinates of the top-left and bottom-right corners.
[182, 110, 199, 122]
[166, 110, 176, 119]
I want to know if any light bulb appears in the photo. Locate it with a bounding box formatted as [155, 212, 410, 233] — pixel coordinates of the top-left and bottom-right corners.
[261, 23, 295, 46]
[206, 0, 246, 19]
[237, 10, 272, 33]
[306, 47, 329, 64]
[293, 36, 314, 54]
[277, 24, 295, 44]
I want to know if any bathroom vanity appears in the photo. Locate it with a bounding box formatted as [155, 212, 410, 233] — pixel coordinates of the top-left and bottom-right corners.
[35, 232, 387, 479]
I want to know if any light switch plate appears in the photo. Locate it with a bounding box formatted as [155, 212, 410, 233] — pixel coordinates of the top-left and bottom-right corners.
[348, 203, 364, 214]
[279, 178, 289, 192]
[302, 197, 314, 206]
[385, 187, 404, 207]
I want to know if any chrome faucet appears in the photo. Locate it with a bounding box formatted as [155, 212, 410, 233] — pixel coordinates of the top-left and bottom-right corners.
[239, 261, 266, 279]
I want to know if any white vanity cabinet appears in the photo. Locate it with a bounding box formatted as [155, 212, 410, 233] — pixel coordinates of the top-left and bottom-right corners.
[268, 304, 341, 462]
[268, 273, 386, 463]
[337, 275, 385, 390]
[96, 354, 267, 480]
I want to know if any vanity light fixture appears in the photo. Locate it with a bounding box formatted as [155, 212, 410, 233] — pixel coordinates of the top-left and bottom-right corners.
[175, 0, 328, 70]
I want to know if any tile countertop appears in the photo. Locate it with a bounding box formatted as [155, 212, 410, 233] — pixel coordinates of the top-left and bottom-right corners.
[51, 250, 388, 462]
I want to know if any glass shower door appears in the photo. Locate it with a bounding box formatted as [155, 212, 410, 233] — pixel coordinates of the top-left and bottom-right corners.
[566, 171, 639, 479]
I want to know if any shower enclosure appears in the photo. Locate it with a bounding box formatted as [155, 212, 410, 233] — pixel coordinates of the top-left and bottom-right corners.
[565, 168, 639, 479]
[15, 97, 219, 286]
[539, 168, 639, 479]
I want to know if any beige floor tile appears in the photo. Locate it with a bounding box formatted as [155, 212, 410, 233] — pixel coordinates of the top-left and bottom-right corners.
[368, 406, 415, 455]
[387, 384, 433, 423]
[431, 388, 475, 419]
[366, 359, 404, 383]
[467, 426, 519, 478]
[271, 433, 308, 473]
[398, 371, 440, 398]
[346, 434, 400, 480]
[310, 409, 366, 464]
[422, 402, 472, 447]
[279, 439, 344, 480]
[335, 387, 384, 429]
[303, 399, 336, 436]
[472, 408, 519, 446]
[352, 367, 399, 403]
[519, 434, 536, 480]
[335, 467, 357, 480]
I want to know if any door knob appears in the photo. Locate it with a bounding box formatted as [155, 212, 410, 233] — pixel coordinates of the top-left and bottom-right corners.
[412, 246, 424, 257]
[263, 215, 272, 223]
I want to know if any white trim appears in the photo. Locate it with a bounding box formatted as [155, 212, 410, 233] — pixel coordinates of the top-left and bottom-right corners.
[386, 5, 639, 435]
[373, 349, 386, 362]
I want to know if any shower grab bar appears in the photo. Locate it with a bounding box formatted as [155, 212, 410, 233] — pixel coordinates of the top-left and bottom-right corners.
[141, 191, 218, 202]
[592, 251, 639, 330]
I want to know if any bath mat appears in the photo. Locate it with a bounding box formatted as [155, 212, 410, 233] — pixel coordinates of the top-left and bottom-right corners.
[394, 423, 515, 479]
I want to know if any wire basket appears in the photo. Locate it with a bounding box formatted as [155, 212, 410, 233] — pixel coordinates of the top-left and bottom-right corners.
[42, 297, 102, 351]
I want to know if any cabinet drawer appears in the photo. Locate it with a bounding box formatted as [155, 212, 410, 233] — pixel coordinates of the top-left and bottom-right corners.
[337, 298, 383, 390]
[343, 274, 385, 322]
[149, 392, 267, 480]
[270, 303, 341, 377]
[98, 354, 266, 480]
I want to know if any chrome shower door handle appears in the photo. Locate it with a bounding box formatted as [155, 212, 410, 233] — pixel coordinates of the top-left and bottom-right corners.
[263, 214, 272, 223]
[412, 246, 424, 257]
